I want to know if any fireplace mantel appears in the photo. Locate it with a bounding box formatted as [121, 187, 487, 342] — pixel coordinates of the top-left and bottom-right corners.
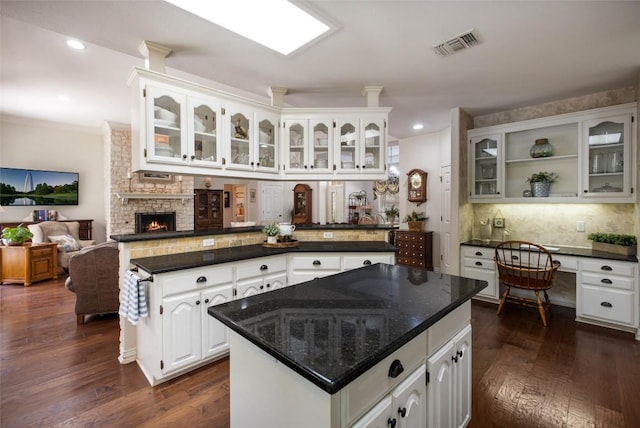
[115, 193, 193, 205]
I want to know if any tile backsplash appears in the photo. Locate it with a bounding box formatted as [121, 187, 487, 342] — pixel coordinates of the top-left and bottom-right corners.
[472, 203, 635, 247]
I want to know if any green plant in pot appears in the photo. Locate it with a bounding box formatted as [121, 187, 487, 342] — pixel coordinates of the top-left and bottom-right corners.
[526, 171, 558, 197]
[588, 232, 637, 256]
[384, 204, 399, 224]
[1, 223, 33, 246]
[402, 211, 428, 231]
[262, 222, 280, 244]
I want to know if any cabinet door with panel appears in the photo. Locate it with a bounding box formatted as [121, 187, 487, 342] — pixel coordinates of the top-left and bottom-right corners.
[427, 325, 471, 428]
[460, 246, 498, 301]
[469, 134, 501, 199]
[225, 101, 253, 170]
[162, 290, 202, 375]
[188, 94, 223, 168]
[194, 189, 223, 230]
[146, 84, 188, 165]
[202, 283, 234, 359]
[283, 118, 309, 173]
[582, 111, 634, 199]
[360, 118, 386, 174]
[254, 109, 279, 173]
[335, 118, 360, 173]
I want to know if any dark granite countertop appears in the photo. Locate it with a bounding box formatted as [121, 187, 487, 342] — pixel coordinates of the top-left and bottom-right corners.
[111, 224, 397, 243]
[131, 241, 398, 274]
[461, 240, 638, 263]
[208, 263, 487, 394]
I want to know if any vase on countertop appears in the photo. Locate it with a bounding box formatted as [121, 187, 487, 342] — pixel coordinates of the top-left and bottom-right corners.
[479, 218, 492, 242]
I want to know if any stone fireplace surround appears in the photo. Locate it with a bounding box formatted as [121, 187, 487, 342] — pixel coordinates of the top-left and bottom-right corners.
[135, 211, 176, 234]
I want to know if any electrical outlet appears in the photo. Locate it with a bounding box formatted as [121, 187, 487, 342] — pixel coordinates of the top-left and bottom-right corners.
[576, 221, 585, 232]
[323, 232, 333, 239]
[203, 238, 215, 246]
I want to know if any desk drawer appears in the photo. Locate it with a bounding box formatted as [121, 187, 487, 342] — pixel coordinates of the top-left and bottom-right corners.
[462, 256, 495, 271]
[461, 246, 494, 261]
[580, 285, 635, 326]
[581, 259, 636, 278]
[581, 272, 634, 291]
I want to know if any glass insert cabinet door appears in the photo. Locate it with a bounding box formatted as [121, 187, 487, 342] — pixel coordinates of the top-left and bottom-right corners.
[337, 120, 358, 172]
[471, 135, 500, 197]
[362, 121, 382, 171]
[311, 120, 332, 172]
[257, 119, 276, 169]
[228, 107, 252, 169]
[149, 87, 186, 162]
[287, 121, 307, 171]
[584, 115, 631, 196]
[191, 99, 219, 166]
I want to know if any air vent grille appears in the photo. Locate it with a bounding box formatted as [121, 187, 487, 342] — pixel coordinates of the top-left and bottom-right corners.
[433, 29, 479, 57]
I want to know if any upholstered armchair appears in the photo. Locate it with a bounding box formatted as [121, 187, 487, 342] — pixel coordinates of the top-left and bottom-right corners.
[28, 221, 95, 270]
[64, 241, 120, 324]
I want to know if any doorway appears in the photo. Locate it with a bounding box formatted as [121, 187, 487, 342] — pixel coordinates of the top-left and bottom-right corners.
[232, 184, 246, 222]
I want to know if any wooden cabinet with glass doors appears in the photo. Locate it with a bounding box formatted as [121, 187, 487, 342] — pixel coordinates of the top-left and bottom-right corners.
[194, 189, 223, 231]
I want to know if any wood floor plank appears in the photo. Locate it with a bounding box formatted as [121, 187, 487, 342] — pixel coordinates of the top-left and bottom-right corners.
[2, 279, 640, 427]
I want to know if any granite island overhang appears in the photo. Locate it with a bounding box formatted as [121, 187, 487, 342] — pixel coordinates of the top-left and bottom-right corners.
[208, 263, 487, 427]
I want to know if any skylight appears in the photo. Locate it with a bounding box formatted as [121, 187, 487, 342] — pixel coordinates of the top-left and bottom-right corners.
[164, 0, 330, 55]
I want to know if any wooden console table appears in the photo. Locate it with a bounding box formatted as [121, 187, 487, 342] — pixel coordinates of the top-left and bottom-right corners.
[0, 243, 58, 286]
[0, 219, 93, 240]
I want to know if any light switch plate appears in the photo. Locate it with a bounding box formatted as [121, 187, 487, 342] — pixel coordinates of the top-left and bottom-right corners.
[576, 221, 585, 232]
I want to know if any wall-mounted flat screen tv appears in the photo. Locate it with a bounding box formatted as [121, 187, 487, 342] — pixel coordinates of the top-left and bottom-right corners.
[0, 167, 79, 206]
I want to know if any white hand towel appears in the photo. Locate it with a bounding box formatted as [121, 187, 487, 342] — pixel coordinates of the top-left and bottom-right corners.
[119, 270, 149, 325]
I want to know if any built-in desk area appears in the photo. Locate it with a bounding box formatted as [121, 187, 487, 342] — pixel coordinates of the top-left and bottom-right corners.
[461, 240, 639, 339]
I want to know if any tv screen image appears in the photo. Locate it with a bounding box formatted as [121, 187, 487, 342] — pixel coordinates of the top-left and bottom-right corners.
[0, 167, 79, 206]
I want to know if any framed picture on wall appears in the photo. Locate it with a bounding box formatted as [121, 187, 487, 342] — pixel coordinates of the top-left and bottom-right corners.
[139, 172, 174, 183]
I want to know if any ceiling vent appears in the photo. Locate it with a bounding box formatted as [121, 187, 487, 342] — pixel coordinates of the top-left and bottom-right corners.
[432, 29, 479, 57]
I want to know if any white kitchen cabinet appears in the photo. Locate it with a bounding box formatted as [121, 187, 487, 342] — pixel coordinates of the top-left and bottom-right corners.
[135, 264, 234, 385]
[469, 134, 501, 199]
[225, 101, 253, 171]
[427, 324, 472, 428]
[335, 116, 387, 175]
[460, 246, 498, 301]
[144, 84, 188, 165]
[582, 110, 634, 199]
[352, 364, 426, 428]
[254, 109, 279, 173]
[188, 94, 224, 168]
[288, 254, 342, 286]
[577, 258, 638, 329]
[235, 255, 288, 297]
[282, 117, 334, 174]
[467, 102, 636, 203]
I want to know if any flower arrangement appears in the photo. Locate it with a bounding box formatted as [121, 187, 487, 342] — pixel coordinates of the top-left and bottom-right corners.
[1, 223, 33, 245]
[384, 204, 399, 223]
[262, 222, 280, 237]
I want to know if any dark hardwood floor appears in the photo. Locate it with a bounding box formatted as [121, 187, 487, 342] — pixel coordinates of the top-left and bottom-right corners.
[1, 277, 639, 427]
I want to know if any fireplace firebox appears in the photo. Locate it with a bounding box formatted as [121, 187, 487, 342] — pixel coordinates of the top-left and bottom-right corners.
[135, 212, 176, 233]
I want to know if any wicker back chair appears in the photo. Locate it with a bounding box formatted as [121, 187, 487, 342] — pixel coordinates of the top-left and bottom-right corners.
[495, 241, 560, 326]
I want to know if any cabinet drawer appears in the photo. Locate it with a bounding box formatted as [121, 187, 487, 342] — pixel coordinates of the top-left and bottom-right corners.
[581, 259, 636, 278]
[581, 272, 634, 291]
[395, 232, 426, 243]
[461, 267, 497, 298]
[31, 246, 53, 258]
[290, 255, 341, 271]
[580, 285, 635, 325]
[343, 254, 393, 271]
[396, 257, 426, 268]
[342, 331, 427, 425]
[235, 256, 287, 281]
[161, 265, 234, 296]
[461, 246, 494, 260]
[550, 255, 578, 272]
[462, 256, 495, 271]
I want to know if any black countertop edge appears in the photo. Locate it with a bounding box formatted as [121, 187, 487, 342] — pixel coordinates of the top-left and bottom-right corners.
[111, 224, 397, 243]
[131, 241, 398, 274]
[209, 272, 486, 395]
[461, 240, 638, 263]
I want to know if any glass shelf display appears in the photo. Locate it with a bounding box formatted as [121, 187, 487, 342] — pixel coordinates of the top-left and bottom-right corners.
[586, 119, 626, 195]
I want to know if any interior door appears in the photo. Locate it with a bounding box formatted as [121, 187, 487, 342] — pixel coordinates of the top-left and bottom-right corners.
[260, 182, 284, 223]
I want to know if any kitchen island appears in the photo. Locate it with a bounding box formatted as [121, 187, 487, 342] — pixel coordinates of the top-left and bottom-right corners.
[209, 263, 487, 428]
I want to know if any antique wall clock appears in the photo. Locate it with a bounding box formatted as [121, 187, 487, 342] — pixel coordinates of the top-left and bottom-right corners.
[407, 168, 427, 205]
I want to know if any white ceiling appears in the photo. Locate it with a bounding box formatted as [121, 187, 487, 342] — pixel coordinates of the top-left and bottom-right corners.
[1, 1, 639, 139]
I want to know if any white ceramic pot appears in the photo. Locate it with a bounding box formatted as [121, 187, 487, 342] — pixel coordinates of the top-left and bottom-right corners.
[278, 223, 296, 236]
[266, 236, 278, 244]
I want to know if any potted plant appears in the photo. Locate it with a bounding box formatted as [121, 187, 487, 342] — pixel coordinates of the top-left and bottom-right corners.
[588, 232, 637, 256]
[1, 223, 33, 246]
[402, 211, 428, 231]
[262, 222, 280, 244]
[526, 171, 558, 197]
[384, 204, 399, 224]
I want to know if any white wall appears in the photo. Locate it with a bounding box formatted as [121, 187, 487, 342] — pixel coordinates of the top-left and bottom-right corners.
[0, 116, 107, 242]
[399, 128, 450, 270]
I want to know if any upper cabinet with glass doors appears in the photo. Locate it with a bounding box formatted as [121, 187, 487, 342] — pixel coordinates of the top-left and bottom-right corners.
[146, 86, 187, 164]
[255, 110, 278, 173]
[469, 134, 501, 199]
[582, 112, 633, 199]
[467, 103, 636, 203]
[189, 95, 223, 168]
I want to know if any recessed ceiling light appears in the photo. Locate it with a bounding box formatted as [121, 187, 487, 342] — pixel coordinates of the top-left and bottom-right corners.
[66, 39, 86, 50]
[164, 0, 331, 55]
[413, 123, 424, 130]
[58, 95, 70, 102]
